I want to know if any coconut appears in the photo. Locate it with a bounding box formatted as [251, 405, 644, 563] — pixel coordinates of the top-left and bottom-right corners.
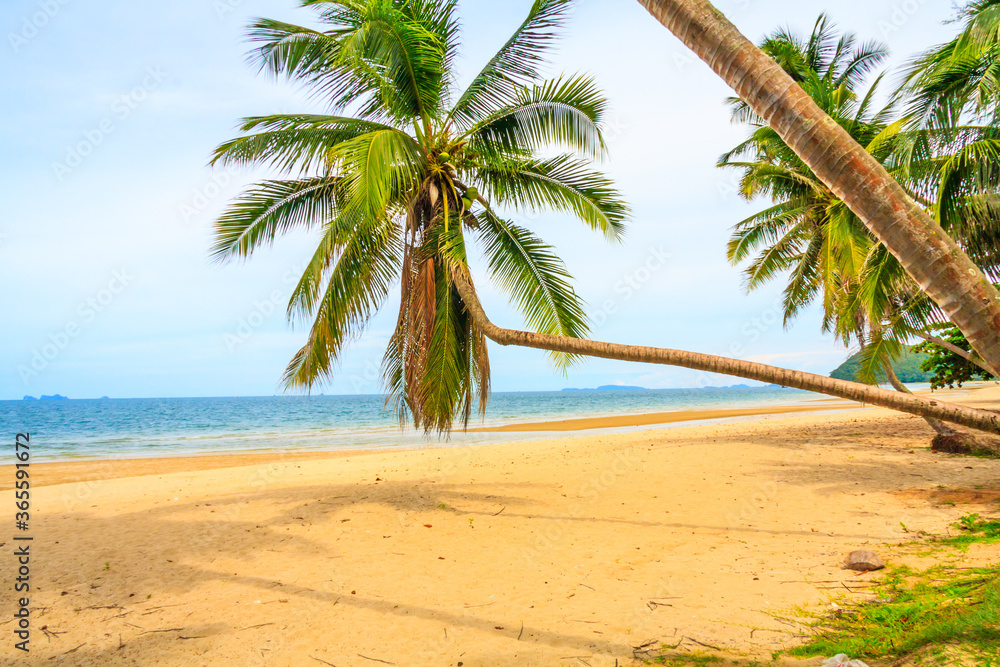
[464, 186, 479, 202]
[438, 151, 451, 162]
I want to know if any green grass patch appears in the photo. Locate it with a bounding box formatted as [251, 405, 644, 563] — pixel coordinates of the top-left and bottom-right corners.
[940, 513, 1000, 547]
[791, 514, 1000, 665]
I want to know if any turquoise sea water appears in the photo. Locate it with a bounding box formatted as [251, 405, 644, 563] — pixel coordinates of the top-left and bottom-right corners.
[2, 386, 823, 461]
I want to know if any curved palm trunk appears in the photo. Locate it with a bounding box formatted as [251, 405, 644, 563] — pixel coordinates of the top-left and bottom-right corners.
[451, 266, 1000, 436]
[883, 354, 1000, 456]
[882, 361, 955, 436]
[913, 330, 996, 377]
[635, 0, 1000, 377]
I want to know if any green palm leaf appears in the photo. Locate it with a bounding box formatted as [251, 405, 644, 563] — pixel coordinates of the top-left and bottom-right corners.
[213, 0, 629, 434]
[465, 74, 609, 160]
[210, 115, 397, 173]
[282, 215, 402, 388]
[725, 201, 812, 264]
[449, 0, 571, 125]
[471, 154, 627, 240]
[474, 208, 588, 369]
[211, 177, 346, 261]
[333, 128, 424, 218]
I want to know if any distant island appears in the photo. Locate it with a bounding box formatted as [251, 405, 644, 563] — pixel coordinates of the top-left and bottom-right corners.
[562, 385, 646, 392]
[830, 349, 932, 384]
[23, 394, 70, 401]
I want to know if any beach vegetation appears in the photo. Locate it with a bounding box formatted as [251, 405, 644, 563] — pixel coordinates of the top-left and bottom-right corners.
[914, 325, 998, 390]
[793, 563, 1000, 663]
[791, 514, 1000, 664]
[712, 10, 1000, 450]
[719, 14, 1000, 387]
[830, 349, 932, 384]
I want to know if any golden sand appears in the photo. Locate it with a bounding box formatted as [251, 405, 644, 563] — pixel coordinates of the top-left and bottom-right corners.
[466, 402, 859, 432]
[5, 386, 1000, 666]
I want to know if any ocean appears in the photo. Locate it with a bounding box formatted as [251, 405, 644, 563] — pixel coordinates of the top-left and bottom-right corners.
[2, 386, 822, 461]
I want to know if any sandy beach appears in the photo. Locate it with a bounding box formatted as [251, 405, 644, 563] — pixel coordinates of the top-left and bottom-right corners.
[5, 386, 1000, 666]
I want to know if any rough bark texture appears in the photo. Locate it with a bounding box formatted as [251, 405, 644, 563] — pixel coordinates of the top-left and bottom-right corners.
[451, 266, 1000, 439]
[636, 0, 1000, 378]
[883, 362, 955, 437]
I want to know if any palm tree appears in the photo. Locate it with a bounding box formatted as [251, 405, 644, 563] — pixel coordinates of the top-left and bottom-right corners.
[716, 19, 947, 437]
[716, 15, 1000, 448]
[719, 15, 892, 330]
[212, 0, 1000, 444]
[895, 0, 1000, 313]
[899, 0, 1000, 130]
[211, 0, 628, 433]
[634, 0, 1000, 377]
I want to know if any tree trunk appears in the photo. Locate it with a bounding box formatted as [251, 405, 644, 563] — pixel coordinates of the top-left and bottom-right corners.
[883, 361, 955, 436]
[450, 265, 1000, 439]
[635, 0, 1000, 378]
[913, 330, 996, 377]
[882, 361, 1000, 455]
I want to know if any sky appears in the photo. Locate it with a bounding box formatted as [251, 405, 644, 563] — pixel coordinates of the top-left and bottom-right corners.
[0, 0, 959, 400]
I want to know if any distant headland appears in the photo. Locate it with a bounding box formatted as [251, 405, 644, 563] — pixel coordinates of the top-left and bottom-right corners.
[561, 385, 646, 392]
[23, 394, 69, 400]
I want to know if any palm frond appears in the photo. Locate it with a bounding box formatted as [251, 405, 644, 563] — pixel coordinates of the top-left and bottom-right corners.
[282, 215, 402, 389]
[780, 231, 824, 324]
[449, 0, 571, 125]
[725, 201, 812, 264]
[741, 223, 812, 294]
[210, 114, 397, 173]
[333, 128, 424, 219]
[474, 208, 588, 370]
[464, 74, 609, 160]
[248, 2, 453, 124]
[471, 154, 628, 240]
[211, 177, 346, 261]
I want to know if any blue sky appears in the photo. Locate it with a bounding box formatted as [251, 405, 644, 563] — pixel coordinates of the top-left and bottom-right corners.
[0, 0, 956, 399]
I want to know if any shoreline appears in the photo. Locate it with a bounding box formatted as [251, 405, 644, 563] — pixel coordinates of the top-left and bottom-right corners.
[466, 401, 863, 432]
[11, 383, 994, 491]
[9, 384, 990, 470]
[9, 398, 872, 490]
[11, 383, 1000, 492]
[21, 387, 1000, 665]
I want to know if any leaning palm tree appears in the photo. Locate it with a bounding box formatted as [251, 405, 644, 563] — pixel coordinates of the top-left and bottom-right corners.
[211, 0, 1000, 443]
[211, 0, 628, 434]
[717, 18, 997, 384]
[717, 17, 976, 443]
[634, 0, 1000, 376]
